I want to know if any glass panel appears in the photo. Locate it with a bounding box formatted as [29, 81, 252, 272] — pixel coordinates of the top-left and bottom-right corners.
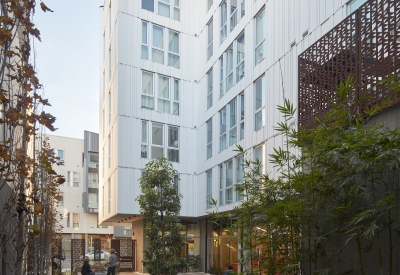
[142, 22, 147, 44]
[207, 170, 212, 193]
[220, 2, 227, 27]
[169, 31, 179, 53]
[240, 94, 244, 120]
[255, 9, 265, 45]
[175, 0, 179, 7]
[231, 0, 237, 15]
[255, 41, 265, 64]
[230, 100, 236, 128]
[254, 145, 264, 164]
[158, 2, 170, 17]
[229, 127, 237, 146]
[207, 119, 212, 143]
[88, 193, 99, 209]
[207, 144, 212, 159]
[174, 8, 180, 21]
[225, 188, 233, 204]
[142, 72, 153, 95]
[226, 73, 233, 91]
[230, 10, 237, 31]
[220, 26, 227, 43]
[141, 45, 148, 59]
[208, 0, 213, 11]
[220, 134, 226, 151]
[237, 33, 245, 63]
[208, 20, 214, 45]
[350, 0, 367, 13]
[207, 93, 213, 109]
[151, 146, 163, 159]
[141, 145, 148, 158]
[168, 149, 179, 162]
[236, 62, 244, 82]
[173, 102, 179, 115]
[254, 109, 265, 131]
[153, 25, 163, 48]
[142, 0, 154, 12]
[174, 79, 179, 100]
[208, 42, 213, 60]
[240, 122, 244, 140]
[58, 150, 64, 160]
[152, 49, 164, 64]
[220, 107, 226, 134]
[142, 121, 147, 143]
[158, 75, 169, 98]
[152, 123, 163, 145]
[226, 46, 233, 74]
[241, 0, 245, 17]
[255, 76, 265, 110]
[236, 155, 244, 183]
[157, 99, 170, 113]
[141, 95, 154, 109]
[168, 126, 179, 148]
[168, 54, 180, 68]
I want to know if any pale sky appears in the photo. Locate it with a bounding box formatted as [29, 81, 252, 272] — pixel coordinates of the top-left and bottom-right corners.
[35, 0, 104, 139]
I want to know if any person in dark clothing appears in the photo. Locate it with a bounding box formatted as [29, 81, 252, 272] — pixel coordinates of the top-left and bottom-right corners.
[224, 264, 234, 275]
[81, 256, 93, 275]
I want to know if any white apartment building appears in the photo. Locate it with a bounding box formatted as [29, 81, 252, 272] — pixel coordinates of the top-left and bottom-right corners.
[99, 0, 369, 272]
[47, 133, 114, 266]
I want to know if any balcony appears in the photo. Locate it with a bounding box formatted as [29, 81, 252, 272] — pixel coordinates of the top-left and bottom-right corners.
[298, 0, 400, 129]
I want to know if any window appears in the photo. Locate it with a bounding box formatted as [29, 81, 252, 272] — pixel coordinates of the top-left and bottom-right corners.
[236, 155, 244, 201]
[207, 0, 213, 11]
[141, 71, 180, 114]
[73, 213, 79, 228]
[226, 45, 233, 92]
[108, 136, 111, 168]
[348, 0, 367, 13]
[142, 0, 154, 12]
[152, 25, 164, 64]
[220, 0, 245, 44]
[173, 175, 179, 193]
[88, 193, 99, 209]
[206, 119, 212, 159]
[73, 172, 79, 187]
[220, 32, 245, 97]
[168, 126, 179, 162]
[220, 1, 227, 43]
[229, 99, 237, 146]
[66, 212, 70, 227]
[254, 144, 264, 165]
[142, 121, 180, 162]
[58, 192, 64, 206]
[236, 32, 245, 82]
[219, 165, 223, 206]
[108, 179, 111, 213]
[219, 107, 227, 151]
[254, 76, 265, 131]
[239, 93, 244, 140]
[89, 153, 99, 169]
[108, 93, 111, 124]
[255, 8, 266, 65]
[141, 21, 149, 59]
[152, 123, 163, 159]
[141, 121, 148, 158]
[207, 68, 213, 109]
[207, 18, 214, 60]
[168, 30, 180, 68]
[225, 160, 233, 204]
[89, 173, 99, 188]
[141, 1, 180, 21]
[57, 149, 64, 162]
[206, 170, 212, 208]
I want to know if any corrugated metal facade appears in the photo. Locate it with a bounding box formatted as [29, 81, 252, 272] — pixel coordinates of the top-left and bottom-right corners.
[99, 0, 355, 224]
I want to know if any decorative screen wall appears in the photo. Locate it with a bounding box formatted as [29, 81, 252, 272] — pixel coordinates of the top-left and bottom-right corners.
[299, 0, 400, 129]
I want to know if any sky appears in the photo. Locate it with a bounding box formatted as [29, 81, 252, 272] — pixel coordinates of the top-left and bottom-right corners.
[35, 0, 104, 139]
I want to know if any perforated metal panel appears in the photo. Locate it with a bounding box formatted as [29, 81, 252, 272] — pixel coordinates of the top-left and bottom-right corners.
[71, 239, 85, 271]
[299, 0, 400, 129]
[93, 238, 101, 262]
[111, 239, 134, 272]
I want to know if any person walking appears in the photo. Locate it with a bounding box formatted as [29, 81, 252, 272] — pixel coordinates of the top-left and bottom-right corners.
[107, 248, 117, 275]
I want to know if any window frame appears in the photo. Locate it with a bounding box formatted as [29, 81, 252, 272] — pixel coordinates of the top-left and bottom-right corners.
[167, 125, 180, 162]
[207, 18, 214, 60]
[168, 30, 180, 68]
[141, 0, 180, 21]
[141, 21, 149, 59]
[219, 107, 227, 152]
[206, 170, 213, 208]
[255, 8, 266, 65]
[206, 118, 212, 159]
[219, 164, 223, 206]
[207, 68, 213, 109]
[220, 1, 227, 44]
[239, 93, 245, 140]
[236, 154, 244, 201]
[228, 98, 237, 146]
[141, 120, 148, 158]
[220, 0, 245, 44]
[254, 75, 265, 131]
[225, 159, 233, 204]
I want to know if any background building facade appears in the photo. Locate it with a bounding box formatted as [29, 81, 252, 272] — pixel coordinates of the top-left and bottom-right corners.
[99, 0, 373, 272]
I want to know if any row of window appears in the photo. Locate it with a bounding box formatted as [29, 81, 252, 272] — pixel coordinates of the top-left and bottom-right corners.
[141, 21, 180, 68]
[58, 192, 99, 209]
[142, 0, 180, 21]
[141, 71, 180, 115]
[141, 121, 180, 163]
[206, 143, 264, 208]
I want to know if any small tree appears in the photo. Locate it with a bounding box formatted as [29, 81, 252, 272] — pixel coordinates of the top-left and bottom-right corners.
[136, 157, 187, 275]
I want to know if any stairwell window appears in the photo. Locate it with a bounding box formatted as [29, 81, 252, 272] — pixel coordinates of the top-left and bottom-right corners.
[255, 8, 266, 65]
[206, 118, 212, 159]
[207, 68, 213, 109]
[254, 75, 265, 131]
[206, 170, 212, 208]
[207, 18, 214, 60]
[168, 30, 180, 68]
[219, 107, 227, 151]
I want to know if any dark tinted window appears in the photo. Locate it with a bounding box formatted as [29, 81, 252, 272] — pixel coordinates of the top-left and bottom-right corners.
[142, 0, 154, 12]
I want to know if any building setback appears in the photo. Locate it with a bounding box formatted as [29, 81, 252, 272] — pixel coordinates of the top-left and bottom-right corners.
[98, 0, 395, 273]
